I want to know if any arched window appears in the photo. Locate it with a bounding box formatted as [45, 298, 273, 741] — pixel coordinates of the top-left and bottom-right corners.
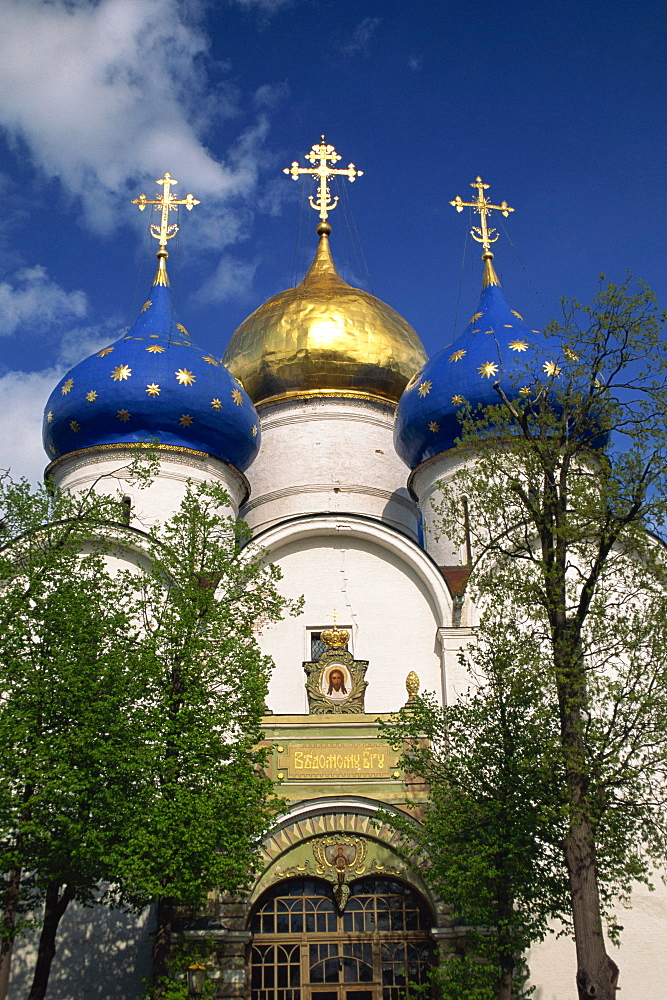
[250, 877, 432, 1000]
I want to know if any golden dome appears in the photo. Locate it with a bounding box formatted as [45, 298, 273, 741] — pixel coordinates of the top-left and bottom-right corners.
[223, 227, 427, 407]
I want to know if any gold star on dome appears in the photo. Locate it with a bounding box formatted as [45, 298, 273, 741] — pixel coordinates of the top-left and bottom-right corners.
[509, 340, 528, 352]
[452, 394, 466, 405]
[417, 380, 432, 397]
[231, 388, 243, 406]
[171, 341, 182, 346]
[179, 414, 193, 427]
[49, 444, 56, 455]
[141, 300, 152, 312]
[564, 346, 579, 361]
[428, 421, 440, 432]
[176, 324, 189, 337]
[519, 386, 531, 396]
[98, 347, 114, 357]
[511, 310, 524, 320]
[484, 329, 494, 335]
[543, 361, 561, 377]
[211, 398, 222, 410]
[449, 349, 466, 362]
[479, 362, 499, 378]
[149, 334, 159, 338]
[111, 365, 132, 381]
[146, 384, 160, 396]
[503, 324, 513, 328]
[175, 369, 195, 386]
[251, 424, 258, 437]
[46, 411, 53, 423]
[202, 355, 219, 366]
[117, 409, 131, 422]
[70, 420, 80, 432]
[532, 330, 541, 334]
[146, 345, 165, 354]
[470, 312, 483, 322]
[61, 379, 74, 395]
[85, 390, 98, 402]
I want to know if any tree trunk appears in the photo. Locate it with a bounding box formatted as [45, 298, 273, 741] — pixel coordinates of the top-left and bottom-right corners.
[152, 895, 175, 997]
[0, 865, 21, 1000]
[564, 819, 619, 1000]
[26, 882, 74, 1000]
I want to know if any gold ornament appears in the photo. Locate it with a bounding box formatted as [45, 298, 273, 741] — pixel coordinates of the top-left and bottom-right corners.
[406, 670, 420, 700]
[283, 136, 363, 222]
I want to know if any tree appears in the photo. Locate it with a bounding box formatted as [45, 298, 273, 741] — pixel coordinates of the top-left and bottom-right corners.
[381, 614, 569, 1000]
[0, 473, 299, 1000]
[0, 472, 153, 1000]
[428, 276, 667, 999]
[109, 481, 300, 997]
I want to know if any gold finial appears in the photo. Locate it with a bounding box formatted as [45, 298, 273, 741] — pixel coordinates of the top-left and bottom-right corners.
[132, 173, 200, 284]
[283, 136, 363, 224]
[450, 177, 513, 286]
[321, 608, 350, 650]
[405, 671, 420, 701]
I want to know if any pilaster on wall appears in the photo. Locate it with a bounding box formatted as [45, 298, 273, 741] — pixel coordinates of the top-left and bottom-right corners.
[437, 626, 475, 706]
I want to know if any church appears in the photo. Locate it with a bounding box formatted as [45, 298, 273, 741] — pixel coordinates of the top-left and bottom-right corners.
[22, 140, 666, 998]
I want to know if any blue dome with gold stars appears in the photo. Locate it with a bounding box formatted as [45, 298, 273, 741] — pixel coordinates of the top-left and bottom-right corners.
[395, 258, 546, 469]
[43, 262, 260, 471]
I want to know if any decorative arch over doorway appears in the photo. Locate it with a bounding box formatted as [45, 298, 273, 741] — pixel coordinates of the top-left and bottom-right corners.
[249, 876, 433, 1000]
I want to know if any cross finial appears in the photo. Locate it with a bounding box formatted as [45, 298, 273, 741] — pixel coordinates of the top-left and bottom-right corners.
[283, 136, 363, 225]
[449, 176, 514, 254]
[132, 172, 200, 252]
[326, 608, 340, 626]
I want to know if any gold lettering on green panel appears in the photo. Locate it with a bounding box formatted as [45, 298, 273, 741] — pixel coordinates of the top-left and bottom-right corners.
[281, 741, 397, 779]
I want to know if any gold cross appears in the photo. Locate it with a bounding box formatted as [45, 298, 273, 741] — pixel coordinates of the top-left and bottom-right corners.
[449, 176, 514, 253]
[326, 608, 341, 626]
[132, 173, 200, 251]
[283, 137, 363, 221]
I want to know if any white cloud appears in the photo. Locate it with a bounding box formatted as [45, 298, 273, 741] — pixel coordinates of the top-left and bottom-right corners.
[0, 0, 268, 234]
[0, 265, 88, 337]
[339, 17, 382, 58]
[228, 0, 293, 13]
[0, 368, 58, 484]
[197, 255, 259, 304]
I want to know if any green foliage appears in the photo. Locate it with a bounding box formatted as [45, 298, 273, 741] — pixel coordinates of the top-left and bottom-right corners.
[423, 276, 667, 998]
[111, 481, 300, 912]
[381, 616, 568, 999]
[0, 470, 300, 998]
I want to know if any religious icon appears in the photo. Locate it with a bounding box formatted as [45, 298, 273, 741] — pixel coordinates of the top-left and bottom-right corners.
[321, 664, 351, 701]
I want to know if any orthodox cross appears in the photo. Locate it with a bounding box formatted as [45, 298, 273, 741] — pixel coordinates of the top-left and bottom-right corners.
[326, 608, 341, 626]
[449, 176, 514, 253]
[283, 137, 363, 221]
[132, 173, 200, 251]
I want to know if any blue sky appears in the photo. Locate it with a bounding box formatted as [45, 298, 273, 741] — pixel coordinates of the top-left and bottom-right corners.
[0, 0, 664, 482]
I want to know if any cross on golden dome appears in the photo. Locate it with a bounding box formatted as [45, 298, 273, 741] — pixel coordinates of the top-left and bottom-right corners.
[449, 176, 514, 254]
[132, 173, 200, 252]
[283, 137, 363, 222]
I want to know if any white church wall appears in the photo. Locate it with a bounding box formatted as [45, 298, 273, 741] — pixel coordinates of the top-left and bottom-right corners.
[526, 872, 667, 998]
[254, 515, 451, 715]
[9, 904, 152, 1000]
[409, 449, 470, 565]
[242, 397, 419, 540]
[45, 446, 249, 527]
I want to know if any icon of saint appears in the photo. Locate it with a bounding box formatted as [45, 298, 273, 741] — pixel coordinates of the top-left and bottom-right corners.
[323, 666, 349, 700]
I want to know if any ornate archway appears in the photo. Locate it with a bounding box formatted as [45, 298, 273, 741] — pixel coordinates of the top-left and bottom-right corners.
[249, 876, 433, 1000]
